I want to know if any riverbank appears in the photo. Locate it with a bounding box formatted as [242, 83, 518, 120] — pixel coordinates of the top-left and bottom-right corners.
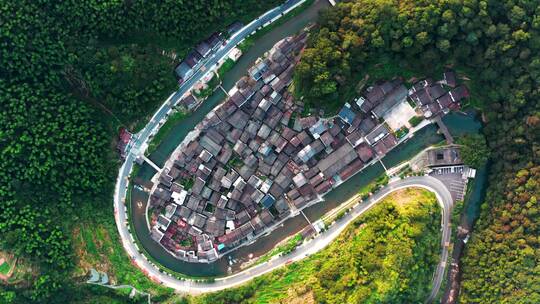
[433, 110, 485, 303]
[239, 0, 316, 52]
[441, 163, 488, 303]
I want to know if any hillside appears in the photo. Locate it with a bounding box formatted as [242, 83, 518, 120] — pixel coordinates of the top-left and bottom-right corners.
[292, 0, 540, 302]
[195, 188, 441, 304]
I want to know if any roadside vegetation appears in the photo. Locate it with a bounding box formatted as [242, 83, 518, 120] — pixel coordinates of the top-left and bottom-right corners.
[195, 188, 441, 304]
[238, 0, 315, 52]
[322, 173, 390, 225]
[72, 219, 174, 299]
[146, 110, 188, 156]
[256, 234, 304, 265]
[358, 174, 389, 199]
[217, 58, 237, 78]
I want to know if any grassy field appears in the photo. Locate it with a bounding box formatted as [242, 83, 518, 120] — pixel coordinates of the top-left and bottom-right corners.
[194, 188, 441, 304]
[409, 115, 423, 127]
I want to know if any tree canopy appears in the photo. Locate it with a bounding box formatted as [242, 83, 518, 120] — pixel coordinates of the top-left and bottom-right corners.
[457, 134, 490, 168]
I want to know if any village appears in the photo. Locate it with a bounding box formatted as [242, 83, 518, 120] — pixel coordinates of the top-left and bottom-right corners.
[146, 30, 471, 263]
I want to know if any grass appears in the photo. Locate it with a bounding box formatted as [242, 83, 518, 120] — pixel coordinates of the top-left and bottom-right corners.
[407, 97, 417, 108]
[358, 174, 389, 198]
[130, 163, 141, 179]
[218, 58, 236, 78]
[398, 165, 414, 179]
[146, 110, 187, 155]
[395, 126, 410, 139]
[409, 115, 424, 127]
[256, 234, 304, 265]
[238, 0, 315, 52]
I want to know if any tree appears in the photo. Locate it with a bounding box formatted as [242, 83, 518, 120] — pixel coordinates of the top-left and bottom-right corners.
[457, 134, 490, 168]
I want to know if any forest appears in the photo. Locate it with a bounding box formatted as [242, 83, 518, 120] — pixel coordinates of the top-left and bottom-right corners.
[293, 0, 540, 302]
[0, 1, 280, 302]
[1, 0, 539, 302]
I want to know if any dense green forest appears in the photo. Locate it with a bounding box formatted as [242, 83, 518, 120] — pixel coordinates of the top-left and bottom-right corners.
[195, 189, 441, 304]
[0, 1, 280, 302]
[461, 164, 540, 302]
[2, 0, 540, 302]
[293, 0, 540, 302]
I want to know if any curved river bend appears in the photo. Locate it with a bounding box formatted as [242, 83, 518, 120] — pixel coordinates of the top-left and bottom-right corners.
[129, 0, 482, 276]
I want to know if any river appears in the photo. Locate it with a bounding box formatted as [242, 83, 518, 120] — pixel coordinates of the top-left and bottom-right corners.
[439, 111, 488, 303]
[442, 111, 485, 227]
[132, 0, 332, 277]
[130, 3, 485, 277]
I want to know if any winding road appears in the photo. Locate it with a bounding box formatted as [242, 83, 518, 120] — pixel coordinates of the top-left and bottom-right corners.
[129, 0, 306, 156]
[116, 173, 453, 299]
[113, 0, 453, 301]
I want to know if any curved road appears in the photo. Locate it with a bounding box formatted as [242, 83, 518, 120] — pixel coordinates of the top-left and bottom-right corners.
[113, 0, 452, 300]
[115, 175, 452, 300]
[128, 0, 306, 156]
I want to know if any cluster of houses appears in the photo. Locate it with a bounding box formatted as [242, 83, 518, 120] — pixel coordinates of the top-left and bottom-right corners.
[356, 70, 469, 121]
[148, 31, 470, 263]
[409, 70, 469, 118]
[174, 21, 243, 84]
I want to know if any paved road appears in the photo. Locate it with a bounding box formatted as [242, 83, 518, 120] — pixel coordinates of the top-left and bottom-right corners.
[115, 175, 453, 298]
[113, 0, 452, 300]
[129, 0, 305, 154]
